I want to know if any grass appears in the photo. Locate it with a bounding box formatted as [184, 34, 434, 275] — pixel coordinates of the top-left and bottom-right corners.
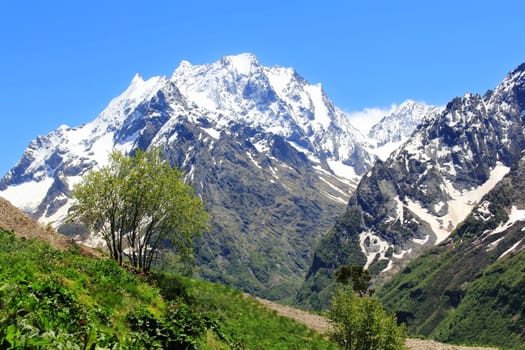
[167, 276, 338, 349]
[0, 228, 166, 348]
[0, 228, 337, 349]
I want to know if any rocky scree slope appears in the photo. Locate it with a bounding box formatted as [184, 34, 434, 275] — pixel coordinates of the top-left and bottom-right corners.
[298, 62, 525, 309]
[0, 196, 71, 250]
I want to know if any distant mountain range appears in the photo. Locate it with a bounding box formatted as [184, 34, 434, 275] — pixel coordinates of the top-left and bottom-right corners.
[0, 53, 433, 300]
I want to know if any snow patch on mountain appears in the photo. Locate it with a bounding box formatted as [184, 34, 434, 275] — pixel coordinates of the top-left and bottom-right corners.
[265, 66, 295, 97]
[359, 230, 390, 269]
[498, 239, 524, 260]
[489, 205, 525, 238]
[201, 127, 221, 140]
[413, 235, 430, 245]
[326, 160, 358, 182]
[43, 196, 72, 226]
[1, 178, 54, 212]
[228, 53, 257, 75]
[303, 83, 331, 130]
[403, 163, 510, 244]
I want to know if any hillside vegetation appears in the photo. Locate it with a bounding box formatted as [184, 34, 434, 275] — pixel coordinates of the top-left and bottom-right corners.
[0, 227, 336, 349]
[378, 240, 525, 349]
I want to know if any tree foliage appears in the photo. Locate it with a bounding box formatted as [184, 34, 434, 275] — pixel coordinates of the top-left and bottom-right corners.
[71, 148, 208, 272]
[335, 265, 373, 296]
[330, 287, 407, 350]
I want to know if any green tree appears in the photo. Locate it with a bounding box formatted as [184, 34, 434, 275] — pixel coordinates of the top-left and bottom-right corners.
[330, 288, 406, 350]
[335, 265, 373, 296]
[71, 148, 208, 272]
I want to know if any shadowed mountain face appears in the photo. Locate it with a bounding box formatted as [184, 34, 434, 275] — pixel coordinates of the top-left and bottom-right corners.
[298, 63, 525, 309]
[158, 118, 357, 298]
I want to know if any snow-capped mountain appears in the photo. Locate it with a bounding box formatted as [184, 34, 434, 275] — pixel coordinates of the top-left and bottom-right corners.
[172, 53, 373, 175]
[0, 74, 196, 223]
[299, 62, 525, 309]
[3, 53, 420, 300]
[366, 100, 442, 160]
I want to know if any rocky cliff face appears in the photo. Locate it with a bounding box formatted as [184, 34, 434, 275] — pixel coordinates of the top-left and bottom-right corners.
[378, 153, 525, 348]
[298, 63, 525, 309]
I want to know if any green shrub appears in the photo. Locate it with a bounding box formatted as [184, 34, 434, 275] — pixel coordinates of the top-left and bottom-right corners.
[330, 287, 407, 350]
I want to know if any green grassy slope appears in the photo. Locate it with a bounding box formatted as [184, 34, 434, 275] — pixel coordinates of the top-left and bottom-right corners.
[0, 228, 336, 349]
[432, 249, 525, 348]
[377, 229, 525, 349]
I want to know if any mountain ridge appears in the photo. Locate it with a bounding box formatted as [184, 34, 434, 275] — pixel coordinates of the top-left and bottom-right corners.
[0, 53, 437, 300]
[298, 61, 525, 309]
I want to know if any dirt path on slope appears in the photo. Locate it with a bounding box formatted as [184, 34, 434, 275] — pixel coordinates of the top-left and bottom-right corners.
[254, 296, 331, 334]
[404, 339, 498, 350]
[252, 296, 498, 350]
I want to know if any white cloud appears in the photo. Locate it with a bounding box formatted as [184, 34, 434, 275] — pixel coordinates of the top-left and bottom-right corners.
[345, 105, 397, 135]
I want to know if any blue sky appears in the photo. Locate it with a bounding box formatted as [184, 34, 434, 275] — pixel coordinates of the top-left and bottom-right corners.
[1, 1, 525, 176]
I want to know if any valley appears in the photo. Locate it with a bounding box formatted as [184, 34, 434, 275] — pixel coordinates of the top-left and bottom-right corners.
[2, 54, 525, 348]
[254, 297, 498, 350]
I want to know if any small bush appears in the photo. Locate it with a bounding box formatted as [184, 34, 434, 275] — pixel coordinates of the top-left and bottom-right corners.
[330, 287, 407, 350]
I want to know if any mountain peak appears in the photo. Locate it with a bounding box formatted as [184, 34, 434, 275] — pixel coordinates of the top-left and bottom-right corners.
[398, 99, 421, 109]
[172, 53, 261, 79]
[177, 60, 192, 70]
[96, 74, 169, 125]
[131, 72, 144, 84]
[222, 53, 259, 75]
[169, 53, 375, 174]
[365, 100, 441, 160]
